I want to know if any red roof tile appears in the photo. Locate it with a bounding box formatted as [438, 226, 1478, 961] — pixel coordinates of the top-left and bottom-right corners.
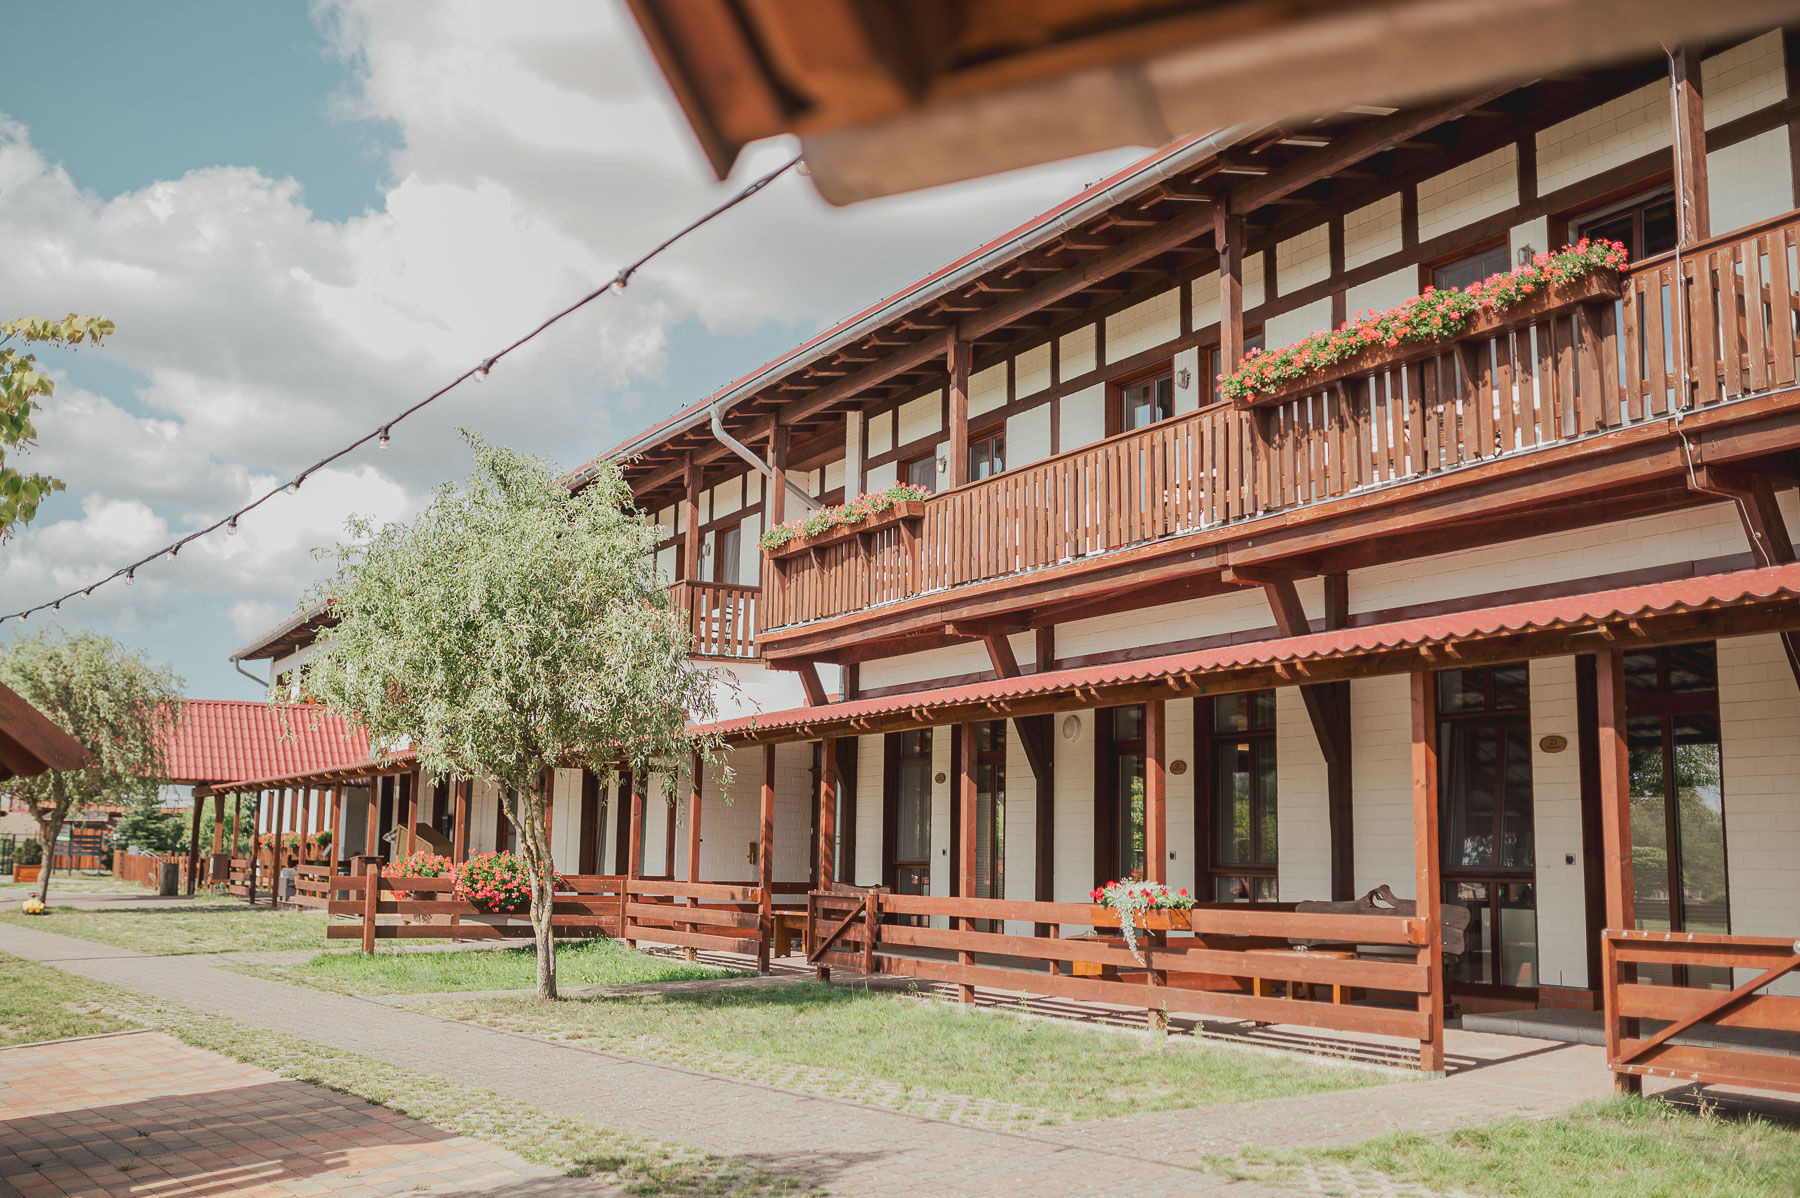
[162, 700, 370, 786]
[697, 563, 1800, 740]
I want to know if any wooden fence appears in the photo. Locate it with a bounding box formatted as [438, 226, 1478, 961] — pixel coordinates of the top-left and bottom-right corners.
[1602, 928, 1800, 1095]
[622, 878, 767, 956]
[327, 869, 628, 950]
[670, 580, 760, 660]
[113, 849, 184, 891]
[762, 215, 1800, 632]
[808, 888, 1445, 1069]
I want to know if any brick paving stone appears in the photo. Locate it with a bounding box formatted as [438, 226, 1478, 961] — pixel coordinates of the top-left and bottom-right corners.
[0, 1030, 619, 1197]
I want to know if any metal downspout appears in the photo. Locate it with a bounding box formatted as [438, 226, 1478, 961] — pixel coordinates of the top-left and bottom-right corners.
[710, 400, 821, 513]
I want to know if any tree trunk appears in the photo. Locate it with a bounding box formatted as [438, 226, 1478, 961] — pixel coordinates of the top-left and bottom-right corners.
[510, 780, 559, 1000]
[33, 811, 64, 904]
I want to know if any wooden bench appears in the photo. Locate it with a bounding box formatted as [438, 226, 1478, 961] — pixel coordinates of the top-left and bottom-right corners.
[772, 909, 809, 957]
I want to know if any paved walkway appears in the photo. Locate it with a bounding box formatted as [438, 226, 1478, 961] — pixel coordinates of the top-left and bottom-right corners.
[1, 1029, 617, 1197]
[5, 921, 1791, 1197]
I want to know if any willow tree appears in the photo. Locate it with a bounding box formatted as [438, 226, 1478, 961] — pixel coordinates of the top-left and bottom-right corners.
[294, 435, 719, 998]
[3, 314, 114, 539]
[0, 630, 183, 902]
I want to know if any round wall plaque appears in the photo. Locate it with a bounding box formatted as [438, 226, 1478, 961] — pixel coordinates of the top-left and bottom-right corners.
[1539, 734, 1569, 754]
[1170, 760, 1188, 776]
[1060, 714, 1082, 741]
[934, 771, 947, 784]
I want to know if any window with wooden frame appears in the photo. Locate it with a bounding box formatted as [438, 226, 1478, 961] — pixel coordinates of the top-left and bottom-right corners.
[1095, 705, 1146, 885]
[967, 426, 1005, 481]
[1572, 187, 1676, 261]
[1199, 690, 1278, 902]
[902, 452, 937, 490]
[1202, 330, 1265, 408]
[883, 729, 933, 899]
[1429, 240, 1510, 292]
[1109, 364, 1174, 436]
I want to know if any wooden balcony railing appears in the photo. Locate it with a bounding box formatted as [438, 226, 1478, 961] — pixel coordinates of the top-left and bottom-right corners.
[760, 214, 1800, 635]
[669, 579, 759, 660]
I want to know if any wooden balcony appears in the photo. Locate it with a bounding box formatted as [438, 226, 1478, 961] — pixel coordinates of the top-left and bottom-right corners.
[760, 214, 1800, 662]
[670, 579, 760, 661]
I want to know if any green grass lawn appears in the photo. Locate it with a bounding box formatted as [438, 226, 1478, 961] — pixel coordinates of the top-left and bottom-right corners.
[1213, 1095, 1800, 1198]
[0, 952, 813, 1196]
[0, 904, 328, 954]
[0, 872, 148, 897]
[427, 980, 1389, 1128]
[236, 939, 744, 995]
[0, 951, 136, 1046]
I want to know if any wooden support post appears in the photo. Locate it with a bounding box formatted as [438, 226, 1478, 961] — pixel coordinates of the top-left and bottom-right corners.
[329, 785, 344, 872]
[758, 744, 776, 973]
[210, 792, 225, 853]
[247, 793, 260, 907]
[362, 859, 380, 955]
[682, 459, 702, 583]
[793, 661, 827, 707]
[686, 752, 704, 961]
[957, 720, 978, 1003]
[185, 793, 205, 896]
[766, 428, 789, 526]
[273, 787, 288, 891]
[664, 785, 677, 879]
[451, 779, 470, 862]
[1595, 646, 1642, 1093]
[364, 781, 380, 859]
[1670, 47, 1710, 246]
[627, 776, 645, 881]
[1215, 200, 1245, 368]
[402, 773, 419, 857]
[818, 736, 838, 889]
[1409, 670, 1446, 1075]
[230, 795, 242, 861]
[947, 334, 971, 489]
[1145, 700, 1167, 885]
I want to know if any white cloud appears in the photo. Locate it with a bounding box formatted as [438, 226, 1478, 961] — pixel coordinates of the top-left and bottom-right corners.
[0, 0, 1144, 689]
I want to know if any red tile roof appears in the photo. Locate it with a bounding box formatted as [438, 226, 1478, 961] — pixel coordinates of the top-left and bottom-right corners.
[697, 563, 1800, 740]
[162, 700, 371, 787]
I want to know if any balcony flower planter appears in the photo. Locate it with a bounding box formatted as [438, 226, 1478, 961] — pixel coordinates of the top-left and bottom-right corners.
[1243, 271, 1623, 408]
[764, 500, 926, 559]
[1089, 906, 1189, 931]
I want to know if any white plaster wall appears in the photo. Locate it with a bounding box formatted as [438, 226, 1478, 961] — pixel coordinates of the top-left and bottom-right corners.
[1056, 580, 1316, 662]
[1008, 403, 1053, 468]
[1059, 382, 1107, 450]
[1191, 271, 1220, 330]
[1243, 251, 1267, 308]
[736, 511, 761, 583]
[1418, 146, 1519, 242]
[699, 747, 763, 882]
[855, 733, 885, 886]
[1276, 687, 1331, 901]
[1509, 216, 1549, 263]
[1351, 674, 1414, 896]
[1053, 709, 1097, 901]
[1703, 32, 1786, 129]
[970, 362, 1007, 418]
[1530, 657, 1590, 990]
[705, 662, 817, 722]
[1060, 325, 1098, 377]
[1537, 82, 1669, 196]
[469, 779, 500, 855]
[1173, 346, 1202, 414]
[1708, 128, 1793, 238]
[1277, 223, 1332, 296]
[1016, 343, 1053, 399]
[859, 640, 990, 695]
[865, 460, 898, 491]
[1346, 267, 1416, 319]
[930, 725, 952, 922]
[1165, 698, 1198, 895]
[1003, 721, 1038, 935]
[1344, 194, 1403, 271]
[1264, 297, 1333, 350]
[898, 391, 942, 447]
[1349, 501, 1747, 616]
[1718, 633, 1800, 995]
[865, 409, 892, 458]
[1105, 289, 1181, 362]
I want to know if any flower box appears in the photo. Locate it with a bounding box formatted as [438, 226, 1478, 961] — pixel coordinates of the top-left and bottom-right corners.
[1240, 271, 1623, 408]
[12, 865, 41, 884]
[1089, 905, 1190, 931]
[764, 500, 926, 559]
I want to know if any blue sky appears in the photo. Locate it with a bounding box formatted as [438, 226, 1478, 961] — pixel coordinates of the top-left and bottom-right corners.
[0, 1, 1139, 699]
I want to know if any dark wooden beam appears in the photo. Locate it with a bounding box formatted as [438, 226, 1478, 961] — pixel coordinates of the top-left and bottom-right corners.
[1696, 465, 1800, 689]
[1670, 46, 1710, 245]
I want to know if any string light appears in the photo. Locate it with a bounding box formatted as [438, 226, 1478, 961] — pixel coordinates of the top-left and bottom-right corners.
[0, 154, 800, 623]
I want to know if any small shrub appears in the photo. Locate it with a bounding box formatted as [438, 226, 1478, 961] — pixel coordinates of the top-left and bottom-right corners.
[454, 851, 561, 914]
[14, 839, 43, 866]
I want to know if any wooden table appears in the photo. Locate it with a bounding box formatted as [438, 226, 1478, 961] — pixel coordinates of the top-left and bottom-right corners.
[772, 910, 809, 958]
[1246, 947, 1359, 1004]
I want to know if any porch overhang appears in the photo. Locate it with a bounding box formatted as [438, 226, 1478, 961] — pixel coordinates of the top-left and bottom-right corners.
[0, 682, 88, 781]
[704, 562, 1800, 744]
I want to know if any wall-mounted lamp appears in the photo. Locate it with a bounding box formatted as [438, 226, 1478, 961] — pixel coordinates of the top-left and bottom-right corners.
[1175, 368, 1192, 390]
[936, 454, 949, 475]
[1516, 244, 1536, 266]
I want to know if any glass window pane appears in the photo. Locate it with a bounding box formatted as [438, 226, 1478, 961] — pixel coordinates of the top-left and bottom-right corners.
[1497, 880, 1539, 988]
[1254, 738, 1278, 866]
[1491, 665, 1530, 711]
[1671, 716, 1728, 937]
[896, 760, 932, 861]
[1117, 751, 1145, 879]
[1623, 651, 1660, 697]
[1446, 881, 1491, 986]
[1215, 745, 1254, 865]
[1641, 197, 1678, 258]
[1440, 722, 1501, 868]
[1500, 721, 1535, 869]
[1437, 668, 1490, 714]
[906, 457, 935, 489]
[1627, 716, 1672, 935]
[1253, 875, 1278, 902]
[975, 761, 1004, 900]
[1112, 705, 1144, 742]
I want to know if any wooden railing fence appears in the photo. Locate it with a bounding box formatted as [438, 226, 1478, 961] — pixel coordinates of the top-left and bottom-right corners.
[670, 579, 759, 659]
[113, 849, 184, 891]
[762, 216, 1800, 632]
[622, 878, 767, 956]
[1603, 928, 1800, 1094]
[329, 869, 629, 951]
[808, 889, 1445, 1067]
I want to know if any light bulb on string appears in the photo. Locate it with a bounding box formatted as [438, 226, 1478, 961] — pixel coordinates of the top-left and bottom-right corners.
[474, 358, 494, 382]
[287, 478, 302, 495]
[125, 569, 135, 586]
[51, 601, 59, 614]
[227, 516, 238, 536]
[609, 276, 627, 294]
[379, 427, 391, 451]
[166, 545, 179, 561]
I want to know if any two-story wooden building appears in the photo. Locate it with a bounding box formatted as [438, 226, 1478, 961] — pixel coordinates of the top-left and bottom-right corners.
[231, 32, 1800, 1089]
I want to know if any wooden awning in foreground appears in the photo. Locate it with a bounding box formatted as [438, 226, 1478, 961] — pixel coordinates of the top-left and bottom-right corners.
[705, 563, 1800, 743]
[0, 682, 87, 781]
